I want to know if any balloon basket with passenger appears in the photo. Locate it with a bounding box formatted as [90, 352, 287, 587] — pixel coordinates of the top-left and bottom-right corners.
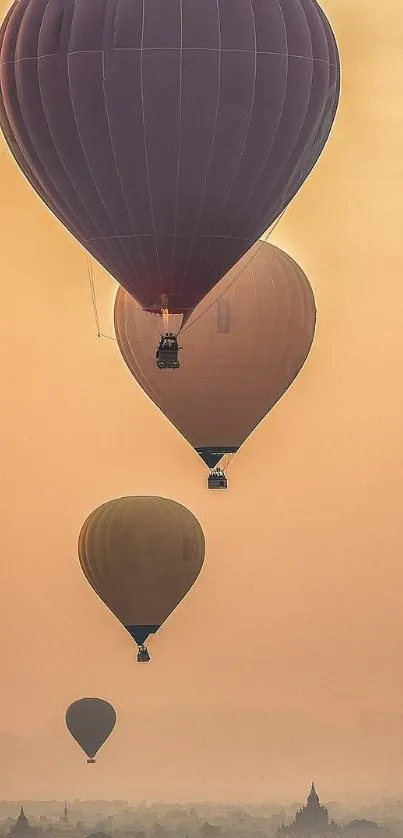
[137, 644, 151, 663]
[156, 333, 181, 369]
[208, 467, 228, 490]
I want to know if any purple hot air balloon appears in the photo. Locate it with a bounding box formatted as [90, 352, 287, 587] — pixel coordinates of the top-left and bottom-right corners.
[0, 0, 339, 324]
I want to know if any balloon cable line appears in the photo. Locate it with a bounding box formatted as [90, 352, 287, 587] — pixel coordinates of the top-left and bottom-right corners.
[180, 207, 287, 336]
[85, 252, 117, 342]
[263, 207, 287, 242]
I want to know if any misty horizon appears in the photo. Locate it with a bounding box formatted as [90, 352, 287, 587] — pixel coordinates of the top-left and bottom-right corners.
[2, 790, 403, 836]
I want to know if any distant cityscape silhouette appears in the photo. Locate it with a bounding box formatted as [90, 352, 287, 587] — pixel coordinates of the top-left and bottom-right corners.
[1, 786, 394, 838]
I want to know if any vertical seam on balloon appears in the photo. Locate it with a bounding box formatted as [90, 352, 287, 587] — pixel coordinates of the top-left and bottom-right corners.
[80, 509, 103, 599]
[34, 0, 121, 271]
[139, 0, 163, 296]
[171, 502, 184, 600]
[287, 250, 315, 352]
[248, 0, 333, 232]
[116, 289, 165, 410]
[273, 254, 290, 374]
[284, 253, 301, 390]
[241, 82, 313, 236]
[101, 0, 151, 291]
[281, 251, 294, 386]
[176, 0, 222, 298]
[303, 0, 338, 170]
[228, 258, 236, 364]
[289, 248, 305, 332]
[284, 253, 303, 382]
[100, 0, 153, 293]
[290, 248, 306, 330]
[68, 0, 134, 272]
[283, 251, 313, 381]
[264, 247, 279, 389]
[268, 0, 318, 214]
[214, 0, 289, 251]
[11, 0, 86, 237]
[1, 14, 113, 270]
[304, 254, 317, 337]
[291, 253, 315, 384]
[100, 47, 150, 296]
[298, 263, 310, 342]
[99, 500, 118, 612]
[88, 505, 109, 600]
[185, 0, 259, 296]
[313, 1, 336, 65]
[250, 247, 259, 378]
[169, 0, 183, 302]
[251, 68, 333, 234]
[0, 102, 69, 236]
[0, 3, 73, 234]
[118, 295, 156, 407]
[278, 253, 298, 404]
[65, 1, 135, 281]
[258, 250, 282, 407]
[65, 48, 136, 280]
[98, 501, 118, 611]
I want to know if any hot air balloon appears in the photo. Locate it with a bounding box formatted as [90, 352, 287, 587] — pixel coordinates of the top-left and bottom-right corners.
[78, 497, 205, 662]
[114, 241, 316, 487]
[65, 698, 116, 763]
[0, 0, 339, 355]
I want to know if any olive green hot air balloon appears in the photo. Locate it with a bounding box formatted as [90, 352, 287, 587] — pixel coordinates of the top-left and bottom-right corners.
[78, 497, 205, 662]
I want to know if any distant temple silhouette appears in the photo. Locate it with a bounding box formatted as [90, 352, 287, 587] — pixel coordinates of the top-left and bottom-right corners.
[277, 784, 337, 838]
[61, 805, 69, 826]
[10, 808, 33, 835]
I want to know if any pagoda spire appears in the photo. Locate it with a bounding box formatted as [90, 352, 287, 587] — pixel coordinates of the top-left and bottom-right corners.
[307, 782, 320, 807]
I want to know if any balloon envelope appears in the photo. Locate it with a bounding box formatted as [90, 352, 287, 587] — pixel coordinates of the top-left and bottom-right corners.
[78, 497, 205, 649]
[0, 0, 339, 315]
[65, 698, 116, 762]
[115, 242, 316, 468]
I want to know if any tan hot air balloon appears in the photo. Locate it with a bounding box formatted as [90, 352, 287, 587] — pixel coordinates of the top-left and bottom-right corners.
[114, 241, 316, 484]
[78, 497, 205, 662]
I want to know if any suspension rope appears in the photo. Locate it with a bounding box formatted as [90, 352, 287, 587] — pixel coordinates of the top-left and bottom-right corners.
[86, 252, 101, 337]
[85, 252, 117, 342]
[263, 206, 287, 242]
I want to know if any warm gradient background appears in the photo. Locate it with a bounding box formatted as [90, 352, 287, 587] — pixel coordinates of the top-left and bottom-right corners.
[0, 0, 402, 805]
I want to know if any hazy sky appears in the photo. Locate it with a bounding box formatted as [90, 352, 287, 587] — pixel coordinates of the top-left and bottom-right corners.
[0, 0, 403, 805]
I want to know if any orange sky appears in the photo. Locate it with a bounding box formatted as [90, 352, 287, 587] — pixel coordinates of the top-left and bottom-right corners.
[0, 0, 403, 805]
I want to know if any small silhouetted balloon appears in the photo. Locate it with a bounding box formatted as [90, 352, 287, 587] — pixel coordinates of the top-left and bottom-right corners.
[65, 698, 116, 762]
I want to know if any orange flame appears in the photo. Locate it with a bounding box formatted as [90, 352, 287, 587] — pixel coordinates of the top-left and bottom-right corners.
[162, 308, 169, 330]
